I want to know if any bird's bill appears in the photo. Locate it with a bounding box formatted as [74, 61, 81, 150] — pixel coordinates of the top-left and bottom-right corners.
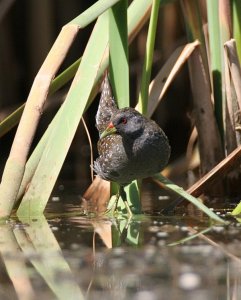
[100, 123, 117, 139]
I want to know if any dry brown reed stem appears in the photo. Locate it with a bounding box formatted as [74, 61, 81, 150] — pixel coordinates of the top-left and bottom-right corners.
[224, 40, 238, 154]
[147, 40, 200, 117]
[83, 177, 110, 213]
[224, 39, 241, 111]
[223, 39, 241, 192]
[224, 39, 241, 161]
[10, 25, 79, 163]
[186, 145, 241, 197]
[188, 45, 224, 175]
[0, 24, 79, 217]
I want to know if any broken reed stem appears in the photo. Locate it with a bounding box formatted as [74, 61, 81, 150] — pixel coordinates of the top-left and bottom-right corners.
[0, 24, 79, 218]
[146, 40, 199, 117]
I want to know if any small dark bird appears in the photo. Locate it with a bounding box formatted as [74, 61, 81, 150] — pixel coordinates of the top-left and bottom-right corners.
[94, 75, 170, 214]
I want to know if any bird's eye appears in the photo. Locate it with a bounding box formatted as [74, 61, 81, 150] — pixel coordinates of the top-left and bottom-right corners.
[122, 118, 127, 124]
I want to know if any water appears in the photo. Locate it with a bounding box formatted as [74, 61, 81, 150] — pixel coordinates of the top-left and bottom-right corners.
[0, 193, 240, 300]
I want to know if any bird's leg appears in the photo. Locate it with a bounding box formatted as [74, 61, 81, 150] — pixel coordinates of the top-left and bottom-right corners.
[105, 186, 133, 217]
[104, 188, 120, 215]
[110, 190, 120, 214]
[119, 186, 133, 217]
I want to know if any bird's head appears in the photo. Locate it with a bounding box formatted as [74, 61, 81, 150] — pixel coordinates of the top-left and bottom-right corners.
[100, 108, 145, 139]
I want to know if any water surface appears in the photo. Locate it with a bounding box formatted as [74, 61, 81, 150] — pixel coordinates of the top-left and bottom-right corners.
[0, 192, 240, 300]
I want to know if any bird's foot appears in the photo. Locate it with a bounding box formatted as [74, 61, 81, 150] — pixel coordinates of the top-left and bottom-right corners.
[123, 200, 133, 217]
